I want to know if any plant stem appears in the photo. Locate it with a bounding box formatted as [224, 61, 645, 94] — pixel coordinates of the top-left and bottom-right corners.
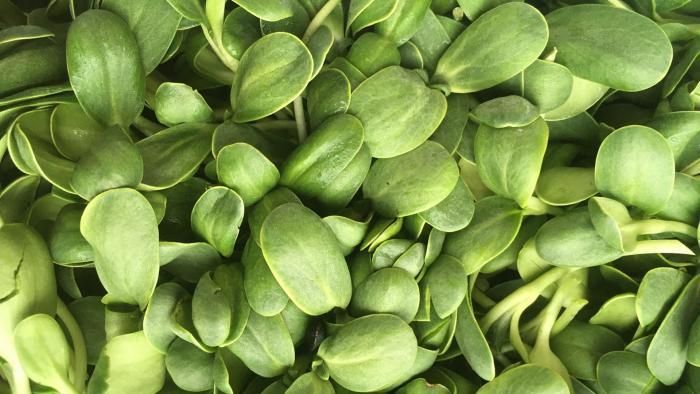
[682, 158, 700, 176]
[627, 239, 695, 256]
[480, 267, 572, 332]
[56, 299, 87, 392]
[0, 134, 7, 163]
[7, 360, 30, 394]
[302, 0, 342, 43]
[472, 288, 497, 309]
[624, 219, 697, 238]
[201, 26, 239, 73]
[294, 96, 308, 143]
[509, 295, 537, 362]
[551, 299, 588, 336]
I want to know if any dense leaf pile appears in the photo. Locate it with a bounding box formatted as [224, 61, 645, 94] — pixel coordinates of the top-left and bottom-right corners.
[1, 0, 700, 393]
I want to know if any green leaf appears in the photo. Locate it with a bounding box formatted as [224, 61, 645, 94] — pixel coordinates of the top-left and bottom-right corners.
[589, 293, 637, 333]
[247, 187, 301, 247]
[658, 173, 700, 224]
[314, 143, 372, 210]
[88, 331, 166, 394]
[317, 314, 418, 392]
[346, 32, 400, 77]
[433, 3, 548, 93]
[66, 10, 145, 128]
[80, 188, 159, 309]
[137, 123, 215, 190]
[418, 176, 475, 232]
[551, 321, 625, 381]
[472, 96, 540, 128]
[497, 60, 574, 114]
[159, 242, 221, 283]
[71, 127, 143, 200]
[154, 82, 214, 126]
[409, 9, 455, 73]
[349, 0, 399, 35]
[227, 310, 295, 377]
[217, 143, 280, 206]
[443, 196, 523, 274]
[165, 338, 215, 392]
[350, 267, 420, 322]
[281, 114, 364, 198]
[689, 316, 700, 366]
[287, 372, 335, 394]
[375, 0, 431, 45]
[424, 255, 468, 318]
[636, 267, 690, 328]
[323, 214, 371, 256]
[0, 41, 66, 98]
[101, 0, 182, 74]
[349, 66, 446, 158]
[597, 351, 660, 394]
[595, 125, 675, 214]
[307, 69, 351, 129]
[232, 0, 293, 21]
[143, 282, 190, 353]
[242, 239, 289, 316]
[647, 275, 700, 385]
[222, 7, 261, 61]
[212, 121, 294, 165]
[14, 314, 77, 394]
[165, 0, 205, 22]
[231, 32, 313, 122]
[546, 4, 673, 91]
[475, 117, 548, 207]
[192, 272, 230, 347]
[535, 167, 597, 206]
[49, 102, 104, 162]
[307, 25, 334, 78]
[260, 203, 351, 315]
[69, 297, 107, 365]
[476, 364, 568, 394]
[535, 210, 622, 268]
[0, 174, 40, 225]
[430, 94, 475, 154]
[49, 204, 94, 266]
[647, 111, 700, 171]
[455, 293, 495, 381]
[363, 141, 459, 217]
[191, 186, 244, 257]
[543, 77, 607, 121]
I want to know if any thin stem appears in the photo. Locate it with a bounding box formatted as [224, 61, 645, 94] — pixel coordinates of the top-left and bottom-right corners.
[682, 158, 700, 176]
[302, 0, 342, 43]
[472, 288, 497, 309]
[509, 295, 537, 362]
[201, 26, 239, 73]
[551, 299, 588, 337]
[626, 239, 695, 256]
[534, 293, 563, 350]
[0, 134, 7, 163]
[293, 96, 308, 143]
[6, 360, 30, 394]
[624, 219, 697, 238]
[56, 299, 87, 392]
[480, 267, 572, 333]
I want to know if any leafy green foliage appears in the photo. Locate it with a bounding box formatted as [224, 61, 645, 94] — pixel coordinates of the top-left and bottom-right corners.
[2, 0, 700, 393]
